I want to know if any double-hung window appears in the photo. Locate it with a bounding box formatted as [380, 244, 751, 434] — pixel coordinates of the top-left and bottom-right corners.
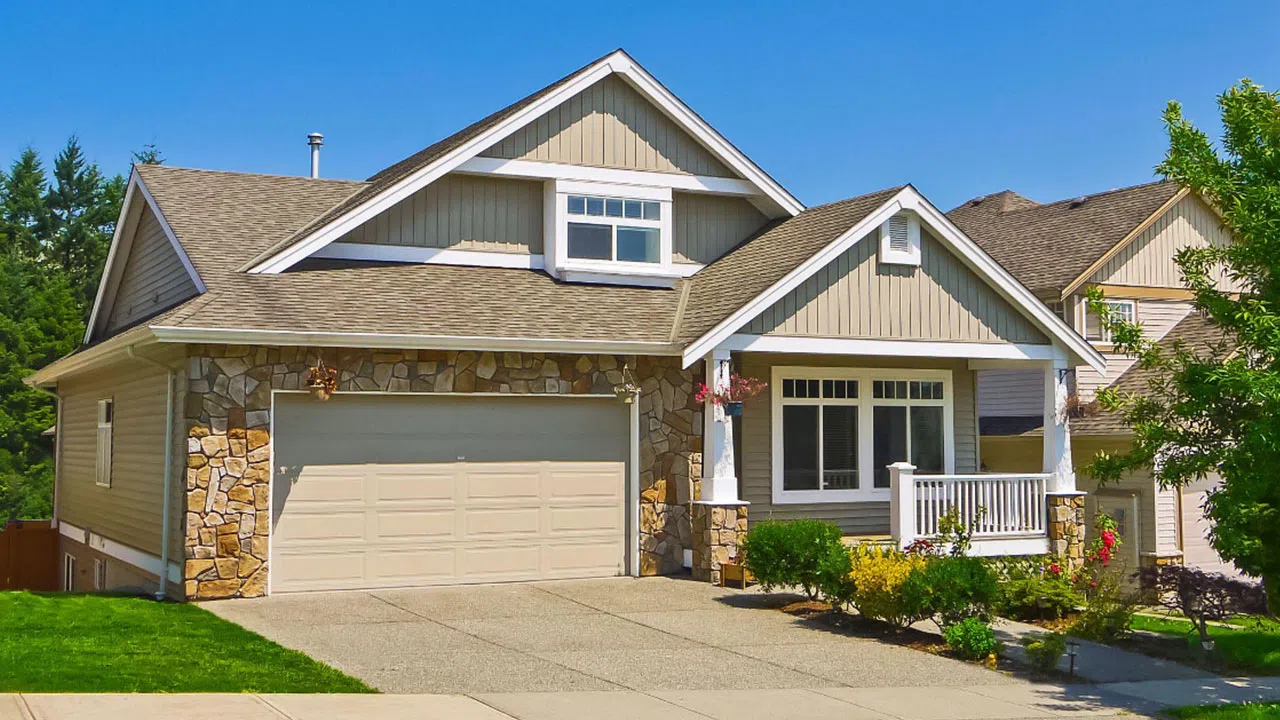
[95, 398, 114, 488]
[566, 194, 663, 263]
[1085, 299, 1136, 342]
[772, 368, 953, 504]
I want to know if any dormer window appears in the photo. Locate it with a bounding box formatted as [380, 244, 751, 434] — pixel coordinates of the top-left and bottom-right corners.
[878, 211, 921, 267]
[566, 194, 662, 263]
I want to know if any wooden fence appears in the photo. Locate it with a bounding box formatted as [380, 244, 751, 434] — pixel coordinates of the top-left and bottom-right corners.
[0, 520, 59, 591]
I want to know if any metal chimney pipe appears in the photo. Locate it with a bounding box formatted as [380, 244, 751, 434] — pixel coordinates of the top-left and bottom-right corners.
[307, 132, 324, 178]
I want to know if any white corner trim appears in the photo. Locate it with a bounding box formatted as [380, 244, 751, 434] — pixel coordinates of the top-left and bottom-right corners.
[58, 519, 182, 584]
[457, 157, 760, 198]
[248, 50, 803, 274]
[312, 242, 545, 270]
[83, 172, 207, 344]
[681, 186, 1106, 373]
[726, 334, 1066, 362]
[148, 325, 683, 356]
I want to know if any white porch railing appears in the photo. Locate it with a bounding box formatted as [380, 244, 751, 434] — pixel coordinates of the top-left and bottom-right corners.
[889, 462, 1052, 556]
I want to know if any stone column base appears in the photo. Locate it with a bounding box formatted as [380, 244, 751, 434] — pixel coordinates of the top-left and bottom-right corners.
[1047, 493, 1086, 571]
[691, 502, 748, 584]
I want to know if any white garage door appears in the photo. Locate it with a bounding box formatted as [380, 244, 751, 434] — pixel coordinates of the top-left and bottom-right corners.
[1182, 475, 1244, 580]
[271, 393, 629, 593]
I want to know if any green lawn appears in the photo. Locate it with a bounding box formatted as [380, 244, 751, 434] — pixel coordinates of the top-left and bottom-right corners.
[1168, 703, 1280, 719]
[0, 592, 374, 692]
[1131, 614, 1280, 675]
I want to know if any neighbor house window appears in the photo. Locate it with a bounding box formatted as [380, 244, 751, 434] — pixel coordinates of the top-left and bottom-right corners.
[1086, 299, 1136, 342]
[94, 558, 107, 590]
[772, 369, 953, 504]
[566, 194, 662, 263]
[63, 553, 76, 591]
[96, 398, 113, 488]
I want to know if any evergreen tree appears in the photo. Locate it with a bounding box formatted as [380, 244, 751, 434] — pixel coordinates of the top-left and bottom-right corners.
[1, 148, 50, 260]
[45, 137, 122, 308]
[132, 143, 164, 165]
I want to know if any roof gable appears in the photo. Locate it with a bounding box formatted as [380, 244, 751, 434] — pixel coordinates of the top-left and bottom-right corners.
[243, 49, 803, 274]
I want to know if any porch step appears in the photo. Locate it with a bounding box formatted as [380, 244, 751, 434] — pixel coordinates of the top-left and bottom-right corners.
[841, 534, 893, 548]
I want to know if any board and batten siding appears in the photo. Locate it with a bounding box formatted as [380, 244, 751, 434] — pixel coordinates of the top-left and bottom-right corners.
[1090, 196, 1241, 292]
[338, 174, 544, 253]
[745, 229, 1050, 344]
[738, 354, 977, 535]
[56, 350, 185, 560]
[105, 206, 199, 334]
[672, 192, 769, 265]
[480, 75, 735, 178]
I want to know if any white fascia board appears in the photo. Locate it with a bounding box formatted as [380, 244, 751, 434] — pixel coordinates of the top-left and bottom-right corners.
[250, 50, 803, 274]
[26, 327, 159, 387]
[83, 172, 207, 344]
[149, 325, 682, 356]
[59, 519, 182, 584]
[725, 334, 1065, 362]
[313, 242, 545, 270]
[681, 186, 1107, 373]
[457, 157, 760, 197]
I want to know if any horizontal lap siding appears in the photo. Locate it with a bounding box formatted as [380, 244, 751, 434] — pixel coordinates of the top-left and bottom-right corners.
[745, 229, 1049, 344]
[339, 174, 543, 253]
[977, 369, 1043, 418]
[1076, 300, 1192, 401]
[672, 193, 770, 265]
[739, 354, 977, 535]
[1091, 196, 1241, 292]
[105, 207, 199, 334]
[57, 353, 182, 557]
[1076, 436, 1158, 556]
[480, 75, 735, 178]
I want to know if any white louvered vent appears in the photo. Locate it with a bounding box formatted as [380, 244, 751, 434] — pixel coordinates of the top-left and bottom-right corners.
[878, 212, 921, 266]
[888, 214, 910, 253]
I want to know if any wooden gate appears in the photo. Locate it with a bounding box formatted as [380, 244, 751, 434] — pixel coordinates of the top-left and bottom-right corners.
[0, 520, 59, 591]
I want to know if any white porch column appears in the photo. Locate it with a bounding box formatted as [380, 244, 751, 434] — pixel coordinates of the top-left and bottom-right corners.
[700, 349, 740, 504]
[888, 462, 917, 550]
[1042, 357, 1077, 494]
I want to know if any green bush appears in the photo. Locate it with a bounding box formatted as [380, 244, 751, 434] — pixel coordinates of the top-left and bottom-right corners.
[944, 617, 999, 660]
[740, 520, 844, 598]
[990, 557, 1082, 621]
[816, 543, 856, 611]
[1020, 631, 1067, 672]
[1068, 566, 1136, 642]
[900, 556, 997, 630]
[847, 545, 928, 627]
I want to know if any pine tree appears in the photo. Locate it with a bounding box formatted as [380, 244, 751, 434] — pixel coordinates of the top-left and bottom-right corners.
[1, 148, 50, 260]
[45, 137, 122, 309]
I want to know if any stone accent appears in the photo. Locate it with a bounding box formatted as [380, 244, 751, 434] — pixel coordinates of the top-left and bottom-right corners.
[691, 502, 748, 584]
[1047, 493, 1086, 570]
[183, 346, 699, 599]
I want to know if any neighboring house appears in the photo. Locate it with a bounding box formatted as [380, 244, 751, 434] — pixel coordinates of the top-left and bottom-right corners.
[950, 182, 1243, 576]
[27, 49, 1102, 600]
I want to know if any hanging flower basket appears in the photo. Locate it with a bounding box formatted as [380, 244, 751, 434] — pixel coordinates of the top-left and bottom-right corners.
[695, 373, 767, 416]
[306, 361, 338, 401]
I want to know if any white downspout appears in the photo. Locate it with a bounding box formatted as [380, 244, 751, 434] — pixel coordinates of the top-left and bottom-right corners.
[127, 346, 177, 600]
[629, 389, 641, 577]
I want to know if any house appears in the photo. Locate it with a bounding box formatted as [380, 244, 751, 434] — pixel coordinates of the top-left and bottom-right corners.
[949, 182, 1244, 576]
[26, 50, 1103, 600]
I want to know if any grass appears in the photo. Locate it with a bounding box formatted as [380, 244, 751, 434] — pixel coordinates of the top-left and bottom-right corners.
[1129, 613, 1280, 675]
[0, 591, 374, 692]
[1168, 703, 1280, 719]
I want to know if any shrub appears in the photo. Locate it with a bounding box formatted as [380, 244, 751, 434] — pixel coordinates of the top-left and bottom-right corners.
[740, 520, 844, 598]
[944, 617, 999, 660]
[1020, 631, 1067, 673]
[899, 556, 997, 630]
[847, 545, 927, 627]
[990, 556, 1082, 621]
[1067, 568, 1136, 643]
[1138, 564, 1267, 647]
[816, 543, 856, 611]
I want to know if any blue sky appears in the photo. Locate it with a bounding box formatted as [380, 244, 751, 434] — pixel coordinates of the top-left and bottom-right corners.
[2, 1, 1276, 210]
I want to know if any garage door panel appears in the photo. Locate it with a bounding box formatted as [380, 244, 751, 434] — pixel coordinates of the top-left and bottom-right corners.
[272, 394, 628, 593]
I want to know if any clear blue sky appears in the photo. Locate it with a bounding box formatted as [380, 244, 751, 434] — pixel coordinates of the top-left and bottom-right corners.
[2, 1, 1277, 210]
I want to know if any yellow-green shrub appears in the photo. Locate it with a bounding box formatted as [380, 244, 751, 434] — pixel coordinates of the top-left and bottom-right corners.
[847, 545, 927, 627]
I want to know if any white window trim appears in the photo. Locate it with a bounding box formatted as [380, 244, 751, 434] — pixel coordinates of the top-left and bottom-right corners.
[878, 211, 921, 266]
[546, 179, 680, 285]
[63, 553, 76, 591]
[1088, 299, 1137, 343]
[770, 366, 955, 505]
[96, 398, 114, 488]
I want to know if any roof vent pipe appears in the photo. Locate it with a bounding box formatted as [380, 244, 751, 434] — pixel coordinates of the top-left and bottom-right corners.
[307, 132, 324, 178]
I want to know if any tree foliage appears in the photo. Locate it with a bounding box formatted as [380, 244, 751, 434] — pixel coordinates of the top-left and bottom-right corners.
[1138, 564, 1268, 646]
[1086, 79, 1280, 606]
[0, 140, 153, 520]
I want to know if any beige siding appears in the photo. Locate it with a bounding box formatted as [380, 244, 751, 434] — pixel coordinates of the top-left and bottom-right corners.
[481, 75, 735, 177]
[672, 193, 769, 265]
[1182, 475, 1244, 578]
[1076, 436, 1158, 557]
[977, 369, 1043, 418]
[105, 206, 199, 334]
[738, 354, 977, 535]
[1090, 196, 1241, 292]
[57, 351, 183, 558]
[745, 229, 1050, 344]
[339, 174, 544, 253]
[1076, 299, 1193, 401]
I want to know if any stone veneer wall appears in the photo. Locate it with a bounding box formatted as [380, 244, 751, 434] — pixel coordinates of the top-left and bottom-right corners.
[691, 503, 748, 584]
[183, 345, 701, 600]
[1047, 494, 1087, 571]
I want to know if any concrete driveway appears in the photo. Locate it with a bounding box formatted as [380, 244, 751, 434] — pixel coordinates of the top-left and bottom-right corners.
[206, 576, 1017, 695]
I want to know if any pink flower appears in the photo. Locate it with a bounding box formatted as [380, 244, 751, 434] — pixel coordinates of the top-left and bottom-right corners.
[1101, 530, 1117, 548]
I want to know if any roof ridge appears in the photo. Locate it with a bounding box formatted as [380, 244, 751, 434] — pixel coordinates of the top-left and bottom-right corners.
[136, 163, 367, 186]
[803, 185, 906, 213]
[1021, 179, 1172, 212]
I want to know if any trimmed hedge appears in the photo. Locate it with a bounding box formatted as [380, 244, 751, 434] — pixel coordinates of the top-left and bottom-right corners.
[740, 519, 845, 598]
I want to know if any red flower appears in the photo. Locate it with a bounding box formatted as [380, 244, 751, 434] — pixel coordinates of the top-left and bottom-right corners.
[1101, 530, 1117, 549]
[1048, 563, 1061, 576]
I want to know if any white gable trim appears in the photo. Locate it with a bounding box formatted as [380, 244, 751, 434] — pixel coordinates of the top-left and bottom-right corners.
[457, 157, 761, 197]
[1061, 186, 1191, 299]
[681, 186, 1106, 373]
[725, 334, 1066, 362]
[83, 171, 206, 344]
[247, 50, 804, 274]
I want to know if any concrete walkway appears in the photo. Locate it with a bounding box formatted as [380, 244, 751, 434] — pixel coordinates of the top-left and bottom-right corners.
[5, 677, 1280, 719]
[991, 618, 1215, 683]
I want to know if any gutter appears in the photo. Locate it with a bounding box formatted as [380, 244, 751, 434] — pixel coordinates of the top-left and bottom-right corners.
[126, 345, 179, 601]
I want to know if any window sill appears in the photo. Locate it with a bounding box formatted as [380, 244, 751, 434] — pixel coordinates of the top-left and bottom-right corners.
[556, 260, 702, 288]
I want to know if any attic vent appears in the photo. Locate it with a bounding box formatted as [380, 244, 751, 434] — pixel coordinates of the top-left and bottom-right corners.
[887, 214, 910, 253]
[1069, 196, 1087, 208]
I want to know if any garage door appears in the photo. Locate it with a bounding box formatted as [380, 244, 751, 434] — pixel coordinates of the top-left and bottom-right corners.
[271, 393, 629, 592]
[1182, 475, 1244, 579]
